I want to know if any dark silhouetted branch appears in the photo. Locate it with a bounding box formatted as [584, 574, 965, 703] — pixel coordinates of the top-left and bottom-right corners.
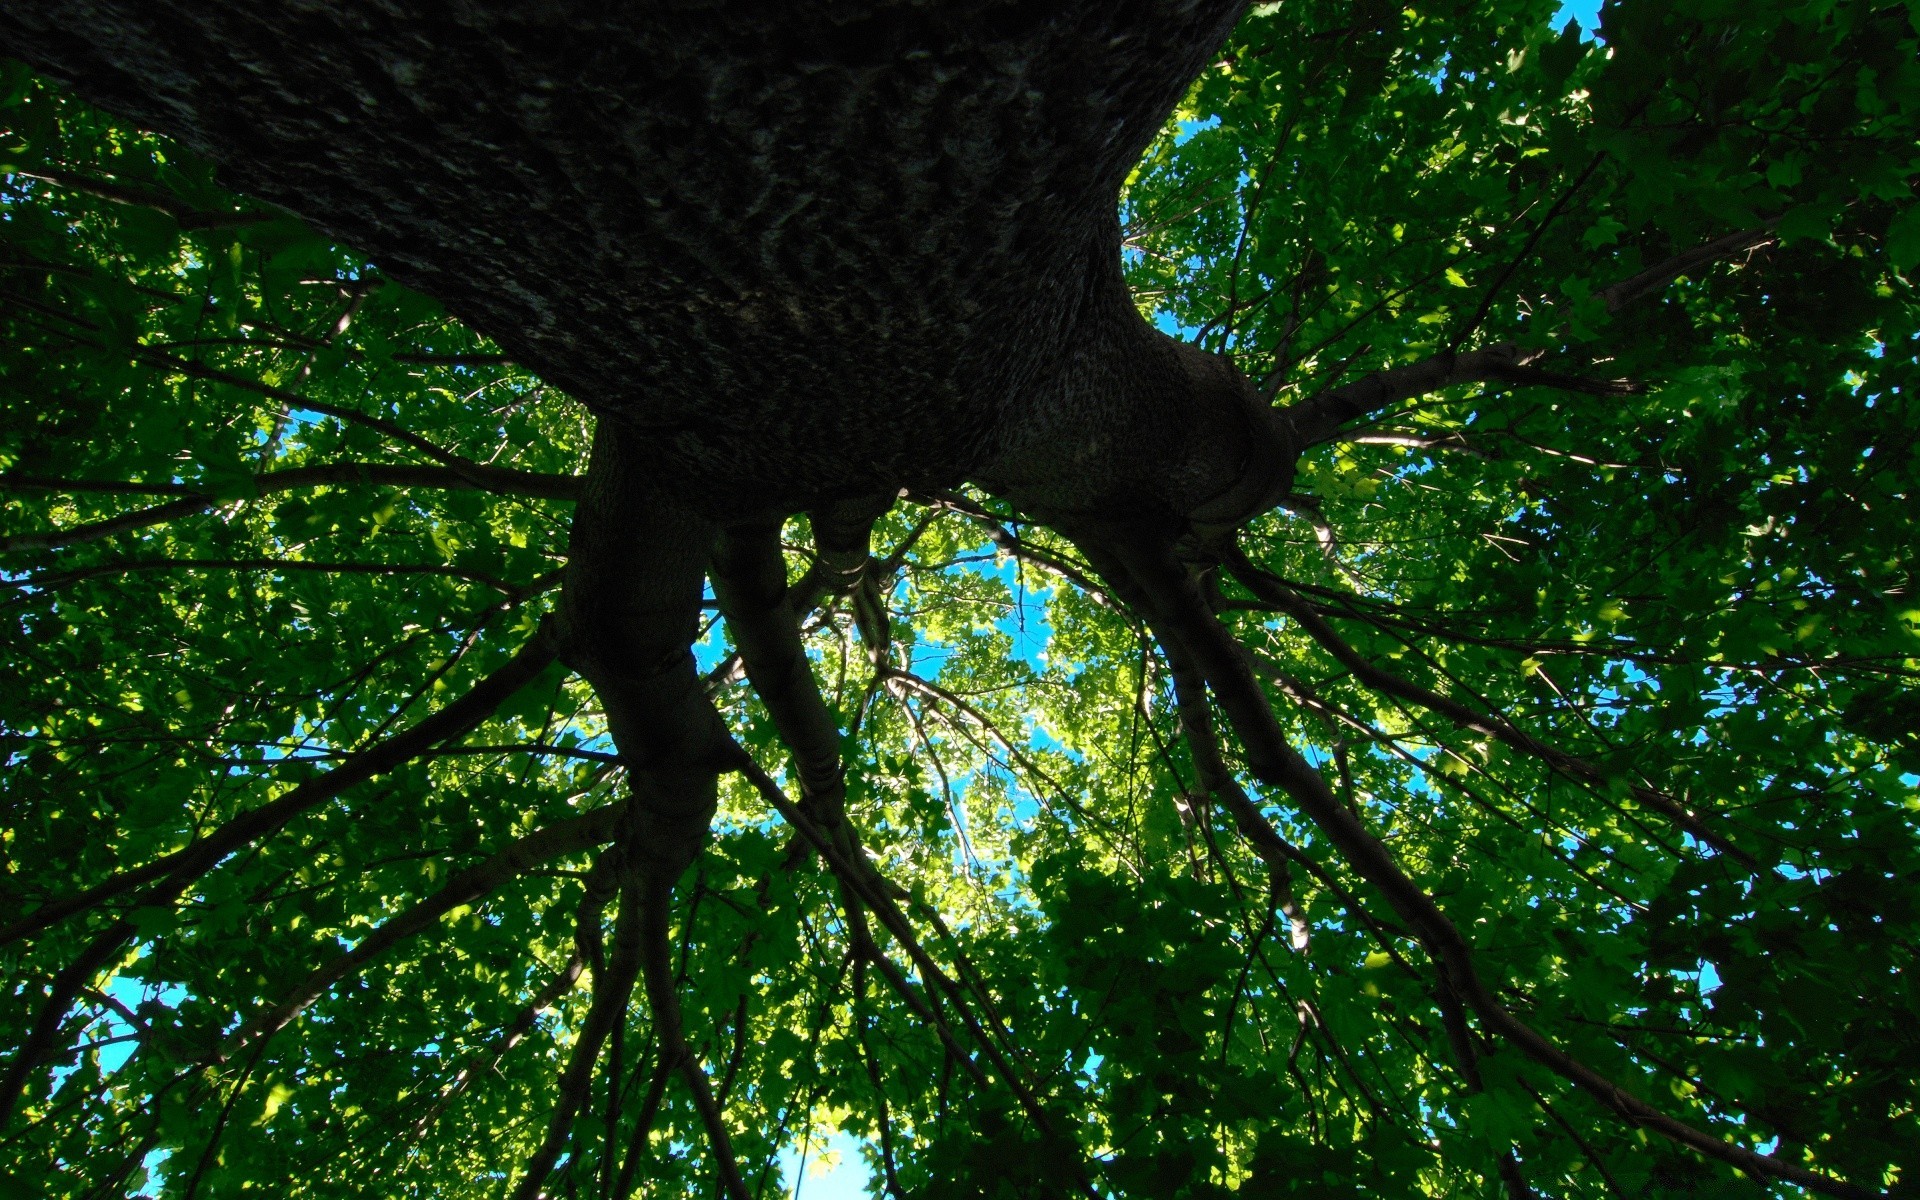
[409, 950, 587, 1142]
[1598, 223, 1780, 314]
[0, 630, 562, 1132]
[1225, 559, 1760, 869]
[1284, 345, 1642, 450]
[510, 862, 647, 1200]
[14, 165, 270, 229]
[733, 751, 1102, 1200]
[11, 556, 520, 595]
[3, 626, 559, 947]
[638, 870, 752, 1200]
[1, 461, 579, 553]
[217, 801, 629, 1061]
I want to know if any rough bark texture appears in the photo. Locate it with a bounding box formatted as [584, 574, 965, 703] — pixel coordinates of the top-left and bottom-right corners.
[0, 0, 1274, 522]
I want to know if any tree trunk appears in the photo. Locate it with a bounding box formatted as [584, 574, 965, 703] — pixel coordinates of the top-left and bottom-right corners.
[1, 0, 1285, 523]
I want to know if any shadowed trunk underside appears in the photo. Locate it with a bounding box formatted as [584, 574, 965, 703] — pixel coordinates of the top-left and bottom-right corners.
[1, 0, 1289, 906]
[0, 0, 1281, 523]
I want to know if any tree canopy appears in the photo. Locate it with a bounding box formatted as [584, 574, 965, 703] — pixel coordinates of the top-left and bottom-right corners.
[2, 1, 1918, 1198]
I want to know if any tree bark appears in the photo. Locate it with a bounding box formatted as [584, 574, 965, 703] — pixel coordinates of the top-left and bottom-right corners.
[1, 0, 1276, 522]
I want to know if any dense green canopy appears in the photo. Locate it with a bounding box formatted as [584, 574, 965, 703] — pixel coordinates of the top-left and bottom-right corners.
[3, 1, 1918, 1197]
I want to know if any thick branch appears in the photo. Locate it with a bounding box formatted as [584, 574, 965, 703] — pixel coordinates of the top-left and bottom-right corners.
[1168, 658, 1310, 953]
[13, 165, 268, 229]
[1282, 221, 1781, 452]
[638, 870, 752, 1200]
[0, 916, 137, 1131]
[509, 862, 647, 1200]
[559, 427, 735, 876]
[1284, 345, 1641, 450]
[2, 0, 1253, 509]
[710, 519, 856, 823]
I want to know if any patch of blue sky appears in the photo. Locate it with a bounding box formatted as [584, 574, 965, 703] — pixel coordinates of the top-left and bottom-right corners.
[1679, 960, 1724, 996]
[47, 966, 190, 1109]
[1026, 715, 1073, 761]
[693, 610, 731, 674]
[1154, 309, 1199, 340]
[1552, 0, 1603, 37]
[1174, 114, 1220, 146]
[1430, 1, 1605, 91]
[905, 529, 1075, 764]
[133, 1148, 172, 1197]
[778, 1129, 875, 1200]
[98, 973, 189, 1074]
[982, 552, 1055, 674]
[248, 404, 330, 452]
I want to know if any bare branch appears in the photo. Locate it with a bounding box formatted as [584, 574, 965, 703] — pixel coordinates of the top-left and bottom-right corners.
[879, 667, 1128, 852]
[389, 351, 517, 366]
[1598, 222, 1781, 314]
[216, 800, 629, 1061]
[1224, 560, 1760, 869]
[1169, 658, 1309, 954]
[0, 629, 562, 1130]
[0, 918, 137, 1130]
[1282, 221, 1777, 452]
[732, 752, 1101, 1198]
[923, 491, 1117, 607]
[510, 861, 648, 1200]
[128, 348, 559, 488]
[637, 870, 753, 1200]
[2, 625, 559, 948]
[1343, 432, 1494, 458]
[611, 1056, 674, 1200]
[11, 556, 521, 595]
[260, 283, 378, 463]
[1, 461, 579, 554]
[1283, 344, 1641, 450]
[1448, 153, 1608, 351]
[431, 742, 621, 764]
[852, 962, 909, 1200]
[13, 165, 270, 229]
[408, 951, 587, 1141]
[2, 493, 224, 555]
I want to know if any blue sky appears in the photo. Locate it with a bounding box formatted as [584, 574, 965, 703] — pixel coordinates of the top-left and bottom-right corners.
[779, 1130, 872, 1199]
[1556, 0, 1602, 33]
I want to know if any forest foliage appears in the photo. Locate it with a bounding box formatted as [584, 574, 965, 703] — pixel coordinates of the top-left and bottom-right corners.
[3, 0, 1919, 1197]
